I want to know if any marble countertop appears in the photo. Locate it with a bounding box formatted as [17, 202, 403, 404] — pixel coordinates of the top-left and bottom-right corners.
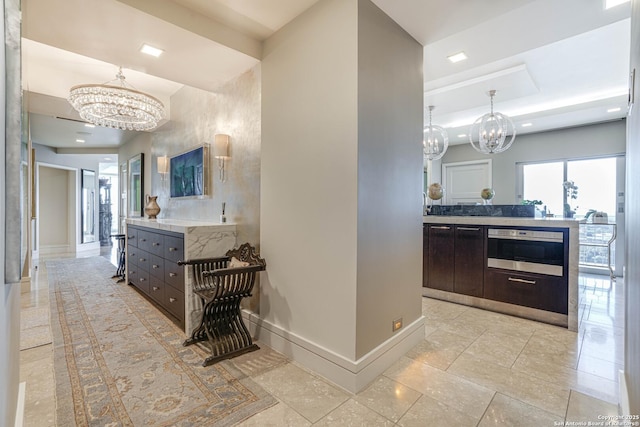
[126, 217, 237, 233]
[423, 215, 580, 229]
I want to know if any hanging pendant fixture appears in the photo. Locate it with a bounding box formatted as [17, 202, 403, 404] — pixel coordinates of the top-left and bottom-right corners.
[423, 105, 448, 161]
[469, 90, 516, 154]
[68, 67, 165, 131]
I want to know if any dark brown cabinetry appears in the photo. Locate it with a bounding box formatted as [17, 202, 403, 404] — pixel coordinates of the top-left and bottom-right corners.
[453, 226, 485, 297]
[484, 269, 567, 314]
[423, 222, 569, 315]
[423, 224, 485, 296]
[127, 225, 185, 326]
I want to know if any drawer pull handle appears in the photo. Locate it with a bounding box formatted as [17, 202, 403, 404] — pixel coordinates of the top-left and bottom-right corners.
[152, 286, 159, 291]
[129, 271, 134, 274]
[169, 272, 177, 277]
[139, 278, 145, 282]
[153, 242, 160, 246]
[169, 247, 177, 252]
[139, 258, 145, 262]
[128, 235, 134, 239]
[458, 227, 480, 231]
[169, 297, 176, 303]
[508, 277, 536, 285]
[152, 264, 159, 269]
[431, 226, 451, 230]
[140, 238, 146, 242]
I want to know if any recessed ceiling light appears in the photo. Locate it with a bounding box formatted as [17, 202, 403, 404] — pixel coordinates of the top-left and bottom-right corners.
[605, 0, 630, 9]
[607, 107, 621, 113]
[457, 134, 467, 138]
[521, 122, 533, 127]
[84, 123, 95, 128]
[76, 139, 85, 143]
[447, 52, 467, 63]
[140, 44, 164, 57]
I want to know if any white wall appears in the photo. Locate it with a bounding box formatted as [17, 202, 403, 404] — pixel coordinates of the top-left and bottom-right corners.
[355, 0, 423, 358]
[440, 120, 626, 204]
[262, 0, 360, 359]
[261, 0, 423, 366]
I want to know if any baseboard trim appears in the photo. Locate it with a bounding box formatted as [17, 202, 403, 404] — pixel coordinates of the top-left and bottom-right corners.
[619, 369, 630, 415]
[242, 310, 425, 393]
[15, 382, 26, 427]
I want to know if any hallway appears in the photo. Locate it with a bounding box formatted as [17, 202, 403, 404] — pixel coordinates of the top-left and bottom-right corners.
[19, 248, 622, 426]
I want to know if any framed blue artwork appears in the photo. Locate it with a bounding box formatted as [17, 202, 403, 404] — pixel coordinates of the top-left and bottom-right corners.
[169, 144, 210, 198]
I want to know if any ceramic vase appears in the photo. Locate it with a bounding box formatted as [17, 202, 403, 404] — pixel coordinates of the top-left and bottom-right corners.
[144, 195, 161, 219]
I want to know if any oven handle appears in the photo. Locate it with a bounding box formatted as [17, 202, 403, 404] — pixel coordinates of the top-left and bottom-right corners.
[430, 226, 451, 230]
[457, 227, 480, 231]
[508, 277, 536, 285]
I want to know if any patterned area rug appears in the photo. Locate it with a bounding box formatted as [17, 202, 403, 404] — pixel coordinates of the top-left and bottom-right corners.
[47, 257, 276, 426]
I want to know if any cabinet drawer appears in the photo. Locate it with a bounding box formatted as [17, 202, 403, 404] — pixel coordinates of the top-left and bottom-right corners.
[164, 285, 185, 321]
[148, 233, 164, 257]
[136, 249, 151, 272]
[484, 270, 567, 314]
[132, 269, 150, 294]
[137, 230, 153, 253]
[126, 227, 138, 247]
[149, 254, 164, 280]
[164, 236, 184, 263]
[127, 246, 139, 267]
[148, 276, 165, 304]
[164, 261, 184, 291]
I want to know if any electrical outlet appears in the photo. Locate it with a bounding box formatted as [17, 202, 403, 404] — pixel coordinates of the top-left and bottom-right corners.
[392, 318, 403, 332]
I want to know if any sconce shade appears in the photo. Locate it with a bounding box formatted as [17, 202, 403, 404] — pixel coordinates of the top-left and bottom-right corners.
[214, 134, 230, 158]
[157, 155, 169, 174]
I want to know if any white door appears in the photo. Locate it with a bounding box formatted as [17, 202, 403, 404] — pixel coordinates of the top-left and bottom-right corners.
[442, 160, 492, 205]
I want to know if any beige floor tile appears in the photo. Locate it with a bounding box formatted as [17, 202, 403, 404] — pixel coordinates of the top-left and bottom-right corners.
[421, 298, 470, 320]
[565, 390, 618, 423]
[404, 328, 473, 369]
[20, 344, 53, 366]
[397, 394, 480, 427]
[478, 393, 564, 427]
[354, 376, 421, 422]
[426, 315, 487, 341]
[20, 347, 56, 427]
[447, 352, 570, 417]
[384, 356, 494, 419]
[463, 330, 529, 368]
[314, 399, 395, 426]
[511, 354, 618, 404]
[236, 401, 311, 427]
[252, 363, 349, 423]
[519, 330, 582, 369]
[577, 353, 622, 382]
[226, 344, 290, 378]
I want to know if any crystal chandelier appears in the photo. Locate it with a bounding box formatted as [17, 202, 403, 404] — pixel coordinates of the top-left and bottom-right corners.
[68, 67, 165, 131]
[423, 105, 448, 161]
[469, 90, 516, 154]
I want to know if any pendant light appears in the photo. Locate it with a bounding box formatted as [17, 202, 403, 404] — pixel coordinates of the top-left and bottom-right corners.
[424, 105, 448, 161]
[469, 90, 516, 154]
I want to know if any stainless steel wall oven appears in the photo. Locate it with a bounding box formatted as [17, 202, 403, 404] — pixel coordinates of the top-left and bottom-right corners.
[487, 228, 566, 277]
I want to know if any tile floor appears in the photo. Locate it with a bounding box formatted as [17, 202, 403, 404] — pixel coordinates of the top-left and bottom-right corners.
[20, 250, 623, 426]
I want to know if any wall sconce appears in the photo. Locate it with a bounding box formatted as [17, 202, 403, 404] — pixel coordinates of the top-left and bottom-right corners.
[157, 155, 169, 181]
[214, 134, 230, 182]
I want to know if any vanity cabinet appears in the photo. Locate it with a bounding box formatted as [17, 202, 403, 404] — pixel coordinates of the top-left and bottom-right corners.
[423, 224, 484, 297]
[127, 225, 185, 327]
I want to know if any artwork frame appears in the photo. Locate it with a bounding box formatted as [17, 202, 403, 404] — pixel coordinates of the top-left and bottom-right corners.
[128, 153, 144, 217]
[169, 144, 210, 199]
[81, 169, 97, 243]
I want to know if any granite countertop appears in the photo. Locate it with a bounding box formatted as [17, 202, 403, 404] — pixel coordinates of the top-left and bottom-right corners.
[423, 215, 580, 228]
[126, 217, 236, 233]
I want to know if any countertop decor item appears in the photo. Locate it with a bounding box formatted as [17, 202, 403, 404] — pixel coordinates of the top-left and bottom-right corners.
[423, 105, 448, 161]
[144, 194, 160, 219]
[563, 180, 579, 218]
[469, 90, 516, 154]
[480, 188, 495, 204]
[68, 67, 164, 131]
[427, 183, 444, 201]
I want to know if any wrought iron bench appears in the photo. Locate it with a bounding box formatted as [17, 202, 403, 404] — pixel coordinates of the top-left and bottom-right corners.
[110, 234, 126, 282]
[178, 243, 266, 366]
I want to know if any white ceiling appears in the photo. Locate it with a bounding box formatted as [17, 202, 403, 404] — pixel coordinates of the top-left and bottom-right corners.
[22, 0, 631, 150]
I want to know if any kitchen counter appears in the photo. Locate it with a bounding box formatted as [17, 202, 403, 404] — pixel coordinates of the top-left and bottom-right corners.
[423, 215, 580, 228]
[422, 215, 579, 331]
